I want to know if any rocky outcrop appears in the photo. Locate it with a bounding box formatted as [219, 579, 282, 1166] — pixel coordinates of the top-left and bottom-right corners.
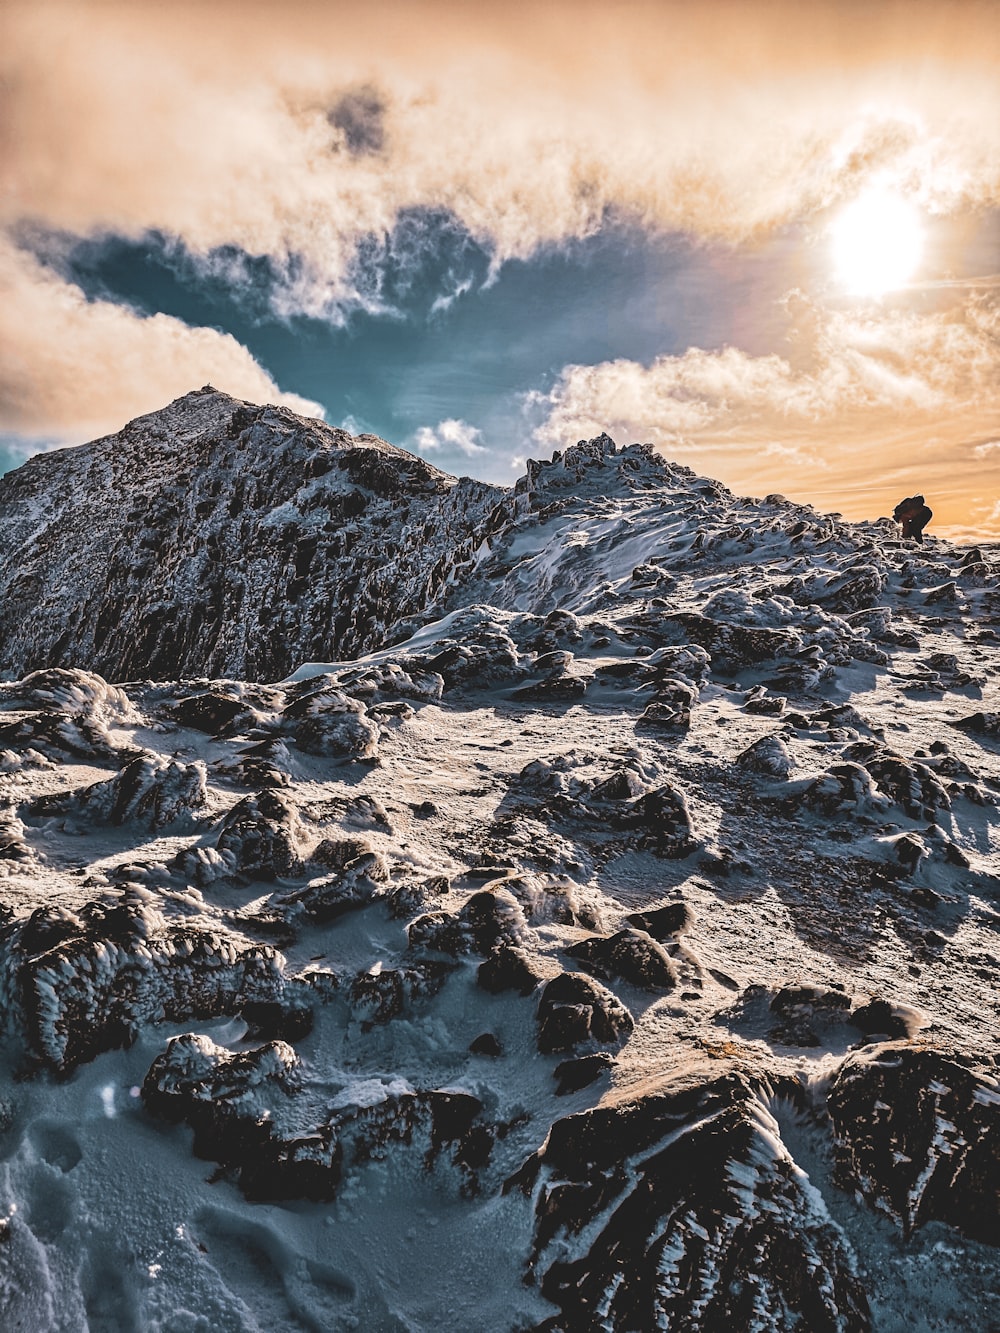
[508, 1074, 870, 1332]
[828, 1045, 1000, 1244]
[142, 1033, 496, 1202]
[4, 897, 286, 1071]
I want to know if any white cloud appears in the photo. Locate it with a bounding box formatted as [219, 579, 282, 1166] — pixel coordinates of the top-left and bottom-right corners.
[437, 419, 489, 456]
[763, 442, 829, 469]
[413, 425, 442, 453]
[972, 439, 1000, 457]
[415, 419, 489, 458]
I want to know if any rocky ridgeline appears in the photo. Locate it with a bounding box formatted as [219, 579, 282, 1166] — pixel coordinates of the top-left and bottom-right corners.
[0, 387, 503, 681]
[5, 387, 991, 686]
[0, 394, 999, 1328]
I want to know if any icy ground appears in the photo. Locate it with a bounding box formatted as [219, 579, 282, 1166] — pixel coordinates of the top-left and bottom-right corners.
[0, 421, 997, 1331]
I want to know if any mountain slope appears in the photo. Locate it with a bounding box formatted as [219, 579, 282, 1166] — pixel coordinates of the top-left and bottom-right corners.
[0, 387, 503, 681]
[0, 396, 998, 1330]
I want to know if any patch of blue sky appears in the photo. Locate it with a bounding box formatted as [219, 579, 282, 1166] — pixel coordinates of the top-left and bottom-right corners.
[15, 211, 801, 480]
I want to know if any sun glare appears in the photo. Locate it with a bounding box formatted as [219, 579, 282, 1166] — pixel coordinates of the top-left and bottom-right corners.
[831, 187, 924, 297]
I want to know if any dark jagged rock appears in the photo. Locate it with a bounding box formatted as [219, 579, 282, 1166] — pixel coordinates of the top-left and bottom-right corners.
[0, 667, 139, 761]
[828, 1044, 1000, 1244]
[627, 783, 697, 857]
[508, 1074, 870, 1332]
[407, 888, 529, 957]
[142, 1033, 495, 1201]
[385, 874, 450, 920]
[216, 789, 309, 879]
[241, 998, 314, 1043]
[743, 685, 787, 716]
[736, 734, 794, 777]
[0, 389, 504, 681]
[535, 971, 634, 1054]
[161, 686, 274, 736]
[349, 960, 454, 1025]
[951, 712, 1000, 738]
[768, 983, 852, 1046]
[624, 900, 694, 939]
[799, 763, 887, 817]
[7, 899, 285, 1071]
[510, 673, 588, 703]
[469, 1032, 503, 1057]
[477, 944, 548, 995]
[30, 753, 209, 831]
[281, 686, 380, 760]
[553, 1052, 615, 1095]
[282, 850, 389, 923]
[564, 927, 678, 992]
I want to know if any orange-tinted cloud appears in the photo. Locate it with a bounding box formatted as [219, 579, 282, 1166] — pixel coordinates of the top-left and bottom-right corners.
[4, 1, 1000, 316]
[533, 294, 1000, 538]
[0, 239, 322, 441]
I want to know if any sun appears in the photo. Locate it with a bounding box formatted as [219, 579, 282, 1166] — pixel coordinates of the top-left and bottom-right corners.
[830, 187, 924, 297]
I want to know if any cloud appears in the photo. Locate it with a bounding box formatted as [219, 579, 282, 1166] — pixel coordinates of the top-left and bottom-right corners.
[763, 443, 829, 469]
[533, 293, 1000, 537]
[413, 418, 488, 457]
[413, 425, 441, 453]
[0, 239, 322, 443]
[4, 2, 1000, 323]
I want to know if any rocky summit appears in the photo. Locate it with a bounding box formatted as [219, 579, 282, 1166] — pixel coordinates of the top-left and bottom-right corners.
[0, 387, 504, 682]
[0, 392, 998, 1331]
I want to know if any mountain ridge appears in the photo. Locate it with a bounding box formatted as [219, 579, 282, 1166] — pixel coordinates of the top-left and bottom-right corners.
[0, 387, 928, 685]
[0, 387, 506, 681]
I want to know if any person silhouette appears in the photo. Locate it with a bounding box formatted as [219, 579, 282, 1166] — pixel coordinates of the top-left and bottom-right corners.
[892, 495, 932, 544]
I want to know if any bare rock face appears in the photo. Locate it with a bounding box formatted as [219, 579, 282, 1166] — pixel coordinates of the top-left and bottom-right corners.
[0, 388, 504, 682]
[828, 1044, 1000, 1244]
[508, 1074, 871, 1333]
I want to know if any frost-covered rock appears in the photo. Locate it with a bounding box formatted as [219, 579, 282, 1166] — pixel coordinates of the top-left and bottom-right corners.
[535, 971, 634, 1054]
[31, 754, 209, 831]
[6, 899, 286, 1070]
[216, 789, 310, 879]
[0, 667, 139, 761]
[508, 1074, 870, 1332]
[0, 389, 505, 681]
[737, 735, 795, 778]
[564, 927, 678, 992]
[281, 685, 380, 759]
[829, 1045, 1000, 1244]
[407, 887, 530, 957]
[143, 1033, 495, 1202]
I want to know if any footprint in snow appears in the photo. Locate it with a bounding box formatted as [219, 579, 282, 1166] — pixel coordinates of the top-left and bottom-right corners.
[28, 1120, 83, 1173]
[192, 1206, 356, 1333]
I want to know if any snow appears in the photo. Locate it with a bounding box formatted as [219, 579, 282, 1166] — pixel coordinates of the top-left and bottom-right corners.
[0, 397, 997, 1328]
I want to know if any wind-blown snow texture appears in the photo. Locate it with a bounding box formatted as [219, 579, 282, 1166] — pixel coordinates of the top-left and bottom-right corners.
[0, 390, 998, 1331]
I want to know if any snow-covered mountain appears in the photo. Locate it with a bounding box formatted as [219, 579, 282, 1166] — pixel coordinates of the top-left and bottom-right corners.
[0, 392, 998, 1331]
[0, 387, 504, 681]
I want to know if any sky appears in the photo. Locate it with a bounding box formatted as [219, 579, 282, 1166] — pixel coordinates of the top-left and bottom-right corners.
[2, 0, 1000, 540]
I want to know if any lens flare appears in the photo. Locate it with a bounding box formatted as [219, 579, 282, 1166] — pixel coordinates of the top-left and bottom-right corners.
[831, 187, 924, 297]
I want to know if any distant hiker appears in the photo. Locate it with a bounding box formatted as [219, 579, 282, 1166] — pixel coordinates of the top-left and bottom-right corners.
[893, 495, 932, 544]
